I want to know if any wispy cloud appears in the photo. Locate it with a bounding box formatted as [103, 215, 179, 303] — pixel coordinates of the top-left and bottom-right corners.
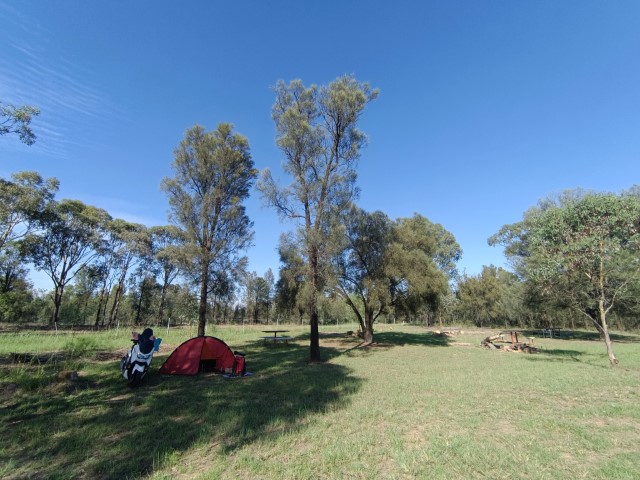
[0, 3, 125, 158]
[64, 192, 168, 228]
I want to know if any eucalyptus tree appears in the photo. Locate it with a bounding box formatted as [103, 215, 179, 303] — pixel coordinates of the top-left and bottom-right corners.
[130, 274, 159, 326]
[389, 214, 455, 324]
[162, 123, 256, 337]
[105, 220, 152, 326]
[243, 271, 259, 323]
[0, 171, 58, 252]
[0, 245, 27, 294]
[335, 208, 393, 344]
[274, 233, 306, 322]
[209, 266, 240, 324]
[335, 209, 458, 342]
[69, 264, 104, 325]
[490, 191, 640, 367]
[455, 265, 518, 327]
[1, 101, 40, 145]
[22, 199, 111, 325]
[263, 268, 275, 323]
[244, 272, 272, 323]
[93, 260, 116, 327]
[0, 246, 33, 322]
[150, 225, 185, 325]
[259, 75, 378, 361]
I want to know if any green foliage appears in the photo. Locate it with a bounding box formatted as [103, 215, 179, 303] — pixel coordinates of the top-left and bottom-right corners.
[62, 336, 99, 359]
[22, 199, 111, 325]
[273, 233, 306, 321]
[0, 101, 40, 145]
[334, 209, 460, 340]
[490, 190, 640, 365]
[149, 225, 185, 324]
[455, 265, 521, 327]
[0, 171, 59, 252]
[244, 271, 274, 323]
[389, 214, 452, 321]
[335, 208, 393, 340]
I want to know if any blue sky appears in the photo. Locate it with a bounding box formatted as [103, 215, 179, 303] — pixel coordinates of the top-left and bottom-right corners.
[1, 1, 639, 289]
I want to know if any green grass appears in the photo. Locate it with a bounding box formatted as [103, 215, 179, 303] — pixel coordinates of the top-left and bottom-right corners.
[1, 324, 639, 479]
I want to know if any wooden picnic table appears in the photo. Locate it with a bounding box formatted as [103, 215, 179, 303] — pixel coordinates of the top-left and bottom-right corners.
[261, 330, 291, 345]
[499, 330, 521, 344]
[497, 330, 537, 345]
[262, 329, 289, 337]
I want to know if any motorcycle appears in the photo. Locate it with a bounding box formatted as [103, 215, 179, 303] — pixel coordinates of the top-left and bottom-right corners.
[120, 328, 156, 387]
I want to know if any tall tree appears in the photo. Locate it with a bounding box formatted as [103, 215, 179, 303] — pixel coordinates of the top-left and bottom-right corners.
[336, 210, 458, 341]
[274, 233, 306, 323]
[209, 265, 242, 324]
[455, 265, 515, 327]
[490, 191, 640, 367]
[335, 208, 394, 344]
[259, 75, 378, 361]
[0, 245, 34, 322]
[244, 270, 275, 324]
[388, 215, 453, 324]
[105, 220, 151, 326]
[150, 225, 185, 325]
[22, 199, 110, 326]
[1, 101, 40, 145]
[263, 268, 275, 323]
[162, 123, 256, 337]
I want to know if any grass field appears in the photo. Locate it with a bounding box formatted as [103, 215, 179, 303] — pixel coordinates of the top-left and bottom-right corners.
[1, 323, 639, 479]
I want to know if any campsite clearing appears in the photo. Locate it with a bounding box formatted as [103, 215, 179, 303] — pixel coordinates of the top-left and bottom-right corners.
[1, 324, 639, 479]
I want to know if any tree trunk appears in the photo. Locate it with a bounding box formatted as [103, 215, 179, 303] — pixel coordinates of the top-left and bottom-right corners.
[308, 248, 321, 362]
[52, 283, 64, 325]
[134, 282, 145, 326]
[197, 261, 209, 337]
[253, 297, 259, 323]
[108, 283, 123, 326]
[309, 304, 320, 361]
[94, 287, 105, 327]
[359, 304, 375, 345]
[99, 292, 109, 327]
[158, 280, 168, 324]
[596, 254, 618, 367]
[598, 299, 618, 367]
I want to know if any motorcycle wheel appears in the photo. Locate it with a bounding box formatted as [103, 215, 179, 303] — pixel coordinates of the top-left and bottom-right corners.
[129, 370, 144, 387]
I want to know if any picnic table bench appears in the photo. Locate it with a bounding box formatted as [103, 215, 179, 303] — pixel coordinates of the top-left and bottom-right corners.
[541, 327, 562, 338]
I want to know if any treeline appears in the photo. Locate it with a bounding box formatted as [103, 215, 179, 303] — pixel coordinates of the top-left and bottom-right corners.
[2, 170, 639, 343]
[0, 169, 462, 330]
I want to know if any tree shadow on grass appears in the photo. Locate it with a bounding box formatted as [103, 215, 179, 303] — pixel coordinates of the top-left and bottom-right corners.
[1, 341, 362, 479]
[538, 348, 585, 362]
[370, 331, 452, 348]
[522, 329, 639, 343]
[268, 330, 451, 361]
[559, 330, 639, 343]
[522, 348, 613, 369]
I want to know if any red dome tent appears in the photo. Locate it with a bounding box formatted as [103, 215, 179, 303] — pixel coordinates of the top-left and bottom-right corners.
[159, 336, 236, 375]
